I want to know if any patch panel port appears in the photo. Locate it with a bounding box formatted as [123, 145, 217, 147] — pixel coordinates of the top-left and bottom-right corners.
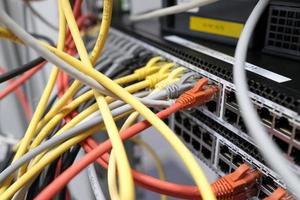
[163, 118, 169, 125]
[192, 139, 200, 151]
[205, 100, 217, 113]
[258, 107, 273, 127]
[238, 117, 247, 133]
[224, 108, 238, 125]
[262, 176, 277, 193]
[183, 131, 191, 143]
[272, 136, 289, 154]
[192, 125, 202, 139]
[201, 146, 212, 161]
[174, 112, 182, 123]
[218, 159, 230, 173]
[202, 131, 213, 147]
[194, 109, 203, 120]
[220, 145, 232, 161]
[294, 128, 300, 143]
[174, 125, 181, 136]
[291, 147, 300, 166]
[226, 90, 237, 107]
[258, 190, 269, 199]
[232, 154, 244, 167]
[275, 116, 293, 137]
[183, 118, 191, 131]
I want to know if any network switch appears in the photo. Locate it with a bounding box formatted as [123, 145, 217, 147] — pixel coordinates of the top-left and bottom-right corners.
[107, 26, 299, 198]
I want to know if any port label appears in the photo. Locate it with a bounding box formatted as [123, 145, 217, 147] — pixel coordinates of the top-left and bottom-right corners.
[164, 35, 291, 83]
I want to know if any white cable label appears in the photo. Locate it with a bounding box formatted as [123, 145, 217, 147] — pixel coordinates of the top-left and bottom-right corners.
[165, 35, 291, 83]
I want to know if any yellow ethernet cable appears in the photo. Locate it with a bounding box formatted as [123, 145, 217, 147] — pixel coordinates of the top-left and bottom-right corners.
[153, 67, 186, 93]
[131, 137, 167, 200]
[26, 59, 164, 162]
[108, 113, 168, 200]
[0, 1, 66, 193]
[0, 27, 21, 43]
[36, 56, 161, 134]
[37, 0, 112, 121]
[96, 93, 135, 200]
[107, 68, 187, 200]
[26, 62, 168, 177]
[22, 61, 166, 200]
[108, 112, 139, 200]
[28, 75, 161, 167]
[108, 150, 121, 200]
[25, 60, 168, 174]
[61, 0, 134, 199]
[89, 0, 112, 65]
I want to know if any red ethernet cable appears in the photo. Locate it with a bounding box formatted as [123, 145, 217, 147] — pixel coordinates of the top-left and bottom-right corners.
[0, 62, 46, 100]
[0, 67, 32, 120]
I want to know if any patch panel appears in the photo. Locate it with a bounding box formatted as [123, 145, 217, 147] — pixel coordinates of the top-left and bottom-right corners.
[257, 107, 274, 127]
[172, 110, 288, 197]
[262, 176, 278, 194]
[274, 116, 293, 137]
[204, 80, 223, 118]
[294, 128, 300, 143]
[224, 88, 300, 139]
[216, 142, 280, 196]
[217, 159, 230, 174]
[216, 142, 284, 196]
[224, 108, 239, 125]
[219, 144, 232, 161]
[232, 153, 244, 168]
[225, 89, 238, 109]
[291, 147, 300, 166]
[109, 28, 300, 198]
[222, 88, 300, 168]
[190, 110, 265, 163]
[174, 115, 216, 165]
[272, 135, 289, 154]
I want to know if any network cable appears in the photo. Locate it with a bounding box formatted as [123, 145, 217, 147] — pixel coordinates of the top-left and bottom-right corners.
[0, 57, 45, 84]
[233, 0, 300, 197]
[130, 0, 218, 22]
[0, 1, 220, 200]
[0, 67, 32, 120]
[32, 80, 217, 200]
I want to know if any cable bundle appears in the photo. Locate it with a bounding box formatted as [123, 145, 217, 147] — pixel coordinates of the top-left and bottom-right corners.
[0, 0, 284, 199]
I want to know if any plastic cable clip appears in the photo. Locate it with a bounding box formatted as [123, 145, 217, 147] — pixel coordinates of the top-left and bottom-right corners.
[176, 78, 219, 109]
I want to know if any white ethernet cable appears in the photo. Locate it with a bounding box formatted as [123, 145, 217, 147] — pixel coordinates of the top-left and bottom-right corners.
[130, 0, 218, 22]
[233, 0, 300, 198]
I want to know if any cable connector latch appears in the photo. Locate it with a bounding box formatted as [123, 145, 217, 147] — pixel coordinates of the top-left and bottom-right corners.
[212, 164, 261, 200]
[176, 78, 219, 109]
[264, 188, 293, 200]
